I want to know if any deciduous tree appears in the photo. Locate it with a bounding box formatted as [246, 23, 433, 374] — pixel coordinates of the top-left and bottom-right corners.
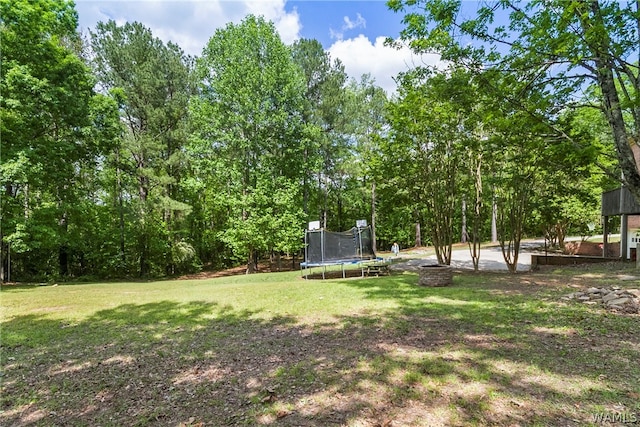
[387, 0, 640, 201]
[192, 15, 306, 273]
[385, 67, 471, 264]
[1, 0, 110, 280]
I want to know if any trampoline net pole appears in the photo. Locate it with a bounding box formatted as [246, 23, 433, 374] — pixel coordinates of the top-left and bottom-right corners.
[321, 229, 324, 265]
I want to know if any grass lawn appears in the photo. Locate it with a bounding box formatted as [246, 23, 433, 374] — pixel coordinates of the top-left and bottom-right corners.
[1, 264, 639, 426]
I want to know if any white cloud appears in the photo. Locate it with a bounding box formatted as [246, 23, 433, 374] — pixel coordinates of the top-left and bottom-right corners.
[245, 1, 301, 44]
[269, 7, 301, 45]
[344, 13, 366, 31]
[76, 2, 440, 94]
[76, 0, 301, 56]
[330, 13, 366, 40]
[328, 35, 443, 95]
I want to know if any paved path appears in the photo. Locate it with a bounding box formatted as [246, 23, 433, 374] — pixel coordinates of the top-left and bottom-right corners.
[427, 246, 534, 271]
[395, 244, 539, 272]
[391, 235, 627, 272]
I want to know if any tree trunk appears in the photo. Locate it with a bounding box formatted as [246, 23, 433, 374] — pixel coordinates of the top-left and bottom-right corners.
[246, 248, 257, 274]
[491, 194, 498, 243]
[337, 195, 343, 231]
[139, 233, 149, 277]
[303, 153, 309, 218]
[497, 185, 528, 273]
[322, 206, 327, 230]
[461, 199, 468, 243]
[0, 239, 5, 283]
[59, 246, 69, 277]
[371, 181, 377, 253]
[576, 1, 640, 202]
[319, 172, 327, 229]
[137, 156, 150, 277]
[58, 210, 69, 277]
[597, 62, 640, 200]
[415, 222, 422, 247]
[116, 148, 126, 266]
[468, 155, 483, 272]
[138, 173, 149, 203]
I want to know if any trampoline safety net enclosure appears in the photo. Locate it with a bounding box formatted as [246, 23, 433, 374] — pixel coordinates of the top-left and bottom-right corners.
[304, 226, 376, 266]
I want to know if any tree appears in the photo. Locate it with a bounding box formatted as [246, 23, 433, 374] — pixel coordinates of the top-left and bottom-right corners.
[343, 75, 388, 251]
[387, 0, 640, 201]
[90, 21, 195, 276]
[480, 68, 610, 271]
[489, 127, 539, 273]
[192, 15, 306, 273]
[1, 0, 110, 280]
[384, 60, 600, 271]
[291, 39, 351, 230]
[530, 101, 619, 247]
[385, 67, 473, 265]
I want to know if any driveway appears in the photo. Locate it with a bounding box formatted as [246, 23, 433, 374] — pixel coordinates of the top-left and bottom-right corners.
[394, 243, 539, 272]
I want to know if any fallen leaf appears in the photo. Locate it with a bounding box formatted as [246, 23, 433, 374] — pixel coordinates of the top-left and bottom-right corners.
[276, 409, 291, 418]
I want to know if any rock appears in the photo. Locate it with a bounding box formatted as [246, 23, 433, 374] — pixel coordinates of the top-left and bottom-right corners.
[627, 289, 640, 298]
[606, 297, 631, 307]
[563, 287, 640, 313]
[603, 292, 622, 303]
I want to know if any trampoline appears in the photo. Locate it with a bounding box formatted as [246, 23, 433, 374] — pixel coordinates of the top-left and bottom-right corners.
[301, 226, 380, 279]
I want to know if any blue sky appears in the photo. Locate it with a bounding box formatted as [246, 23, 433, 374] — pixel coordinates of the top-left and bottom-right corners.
[75, 0, 442, 93]
[288, 1, 404, 47]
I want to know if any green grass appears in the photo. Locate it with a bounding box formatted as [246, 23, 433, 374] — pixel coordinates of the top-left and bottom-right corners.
[586, 235, 621, 243]
[2, 266, 639, 426]
[1, 271, 405, 325]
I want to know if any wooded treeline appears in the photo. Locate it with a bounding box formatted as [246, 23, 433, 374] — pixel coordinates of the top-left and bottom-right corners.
[1, 0, 635, 280]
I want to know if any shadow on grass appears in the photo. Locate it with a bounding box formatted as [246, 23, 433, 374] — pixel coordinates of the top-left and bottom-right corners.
[1, 275, 639, 426]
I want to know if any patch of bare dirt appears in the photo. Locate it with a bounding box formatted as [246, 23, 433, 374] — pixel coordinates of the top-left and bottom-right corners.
[178, 259, 302, 280]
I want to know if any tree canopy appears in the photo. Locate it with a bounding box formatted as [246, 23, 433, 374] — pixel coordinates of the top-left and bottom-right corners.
[1, 0, 110, 278]
[387, 0, 640, 201]
[191, 15, 307, 273]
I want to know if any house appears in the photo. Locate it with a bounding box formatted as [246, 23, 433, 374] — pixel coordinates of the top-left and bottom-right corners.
[602, 144, 640, 261]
